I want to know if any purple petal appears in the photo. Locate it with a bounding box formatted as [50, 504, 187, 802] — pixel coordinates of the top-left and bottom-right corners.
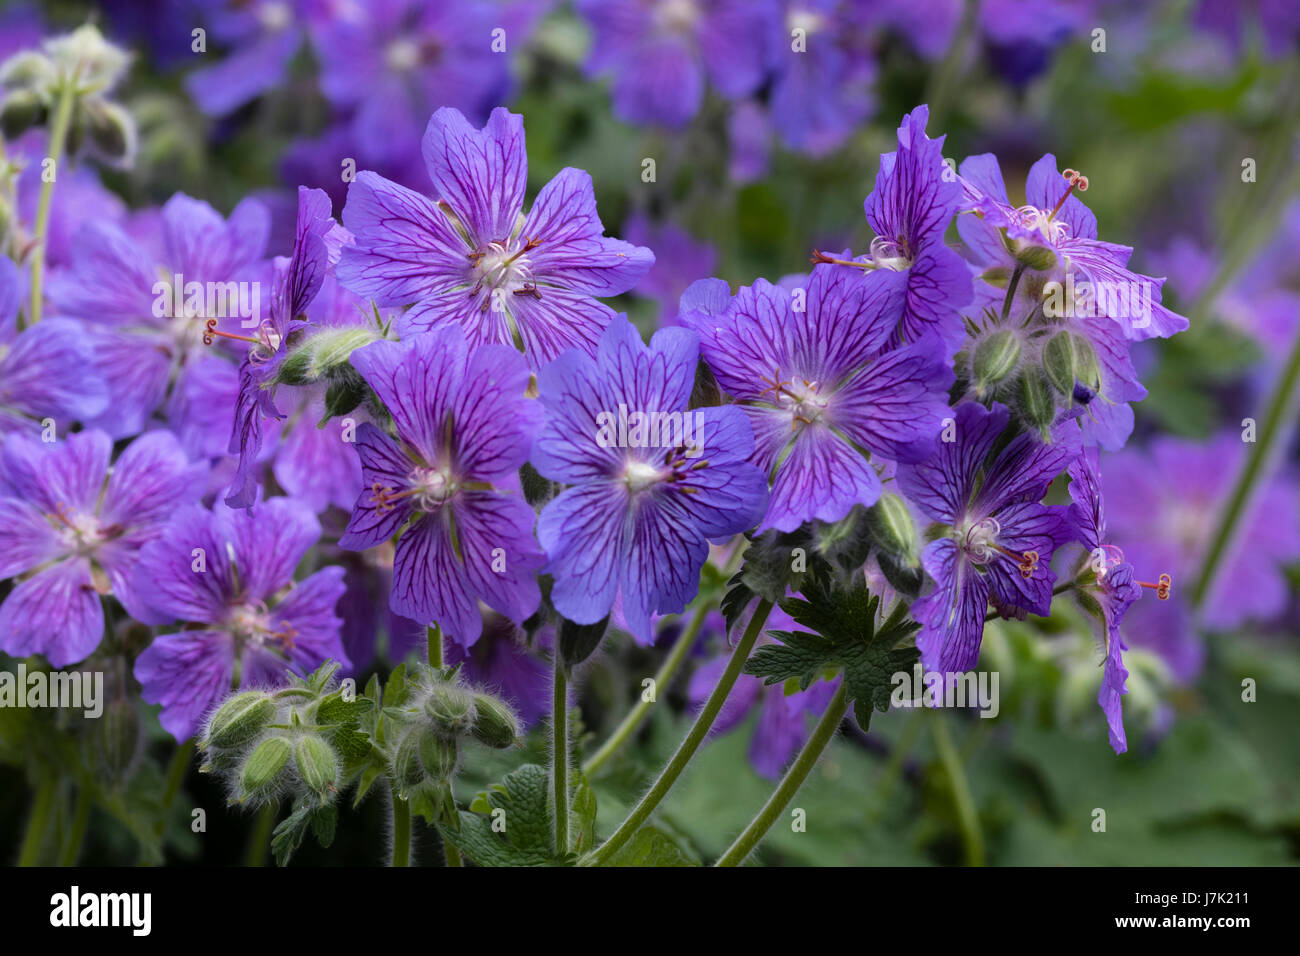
[0, 558, 104, 667]
[420, 106, 527, 243]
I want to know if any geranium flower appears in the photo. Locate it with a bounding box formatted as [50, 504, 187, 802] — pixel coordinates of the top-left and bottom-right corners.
[337, 106, 654, 368]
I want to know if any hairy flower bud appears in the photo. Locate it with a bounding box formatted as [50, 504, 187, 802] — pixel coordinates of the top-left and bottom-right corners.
[84, 98, 135, 161]
[972, 329, 1022, 394]
[418, 732, 460, 781]
[1014, 244, 1058, 272]
[203, 691, 276, 751]
[239, 735, 292, 800]
[294, 734, 339, 803]
[868, 492, 918, 562]
[469, 693, 520, 749]
[1019, 369, 1056, 435]
[0, 89, 46, 139]
[424, 683, 476, 736]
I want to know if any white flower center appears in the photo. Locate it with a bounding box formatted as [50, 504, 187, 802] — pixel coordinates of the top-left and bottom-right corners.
[622, 459, 664, 493]
[258, 2, 293, 32]
[385, 38, 421, 72]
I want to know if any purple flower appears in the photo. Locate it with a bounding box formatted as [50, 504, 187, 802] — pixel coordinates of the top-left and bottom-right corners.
[576, 0, 775, 129]
[1066, 448, 1148, 754]
[896, 402, 1076, 674]
[184, 0, 311, 116]
[0, 257, 108, 434]
[48, 192, 270, 455]
[0, 429, 204, 667]
[131, 498, 349, 741]
[1101, 433, 1300, 632]
[860, 105, 973, 352]
[680, 265, 953, 533]
[338, 107, 654, 368]
[765, 0, 875, 155]
[531, 315, 768, 643]
[227, 186, 348, 508]
[338, 328, 545, 645]
[311, 0, 545, 169]
[622, 214, 717, 326]
[958, 152, 1189, 342]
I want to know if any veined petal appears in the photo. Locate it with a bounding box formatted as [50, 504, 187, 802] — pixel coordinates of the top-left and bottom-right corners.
[420, 106, 526, 244]
[0, 558, 104, 667]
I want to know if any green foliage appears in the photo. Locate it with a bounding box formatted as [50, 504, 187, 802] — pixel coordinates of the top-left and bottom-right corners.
[442, 764, 575, 867]
[745, 574, 920, 731]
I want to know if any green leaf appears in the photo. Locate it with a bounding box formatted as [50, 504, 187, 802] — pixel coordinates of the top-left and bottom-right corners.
[744, 574, 920, 731]
[572, 776, 598, 855]
[441, 764, 574, 866]
[600, 825, 699, 867]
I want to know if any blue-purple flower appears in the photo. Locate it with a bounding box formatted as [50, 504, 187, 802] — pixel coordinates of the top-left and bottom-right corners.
[132, 497, 348, 741]
[531, 315, 768, 643]
[48, 192, 270, 455]
[576, 0, 774, 129]
[958, 152, 1189, 342]
[858, 105, 973, 352]
[0, 257, 108, 434]
[338, 328, 545, 645]
[1066, 447, 1152, 754]
[680, 264, 953, 532]
[338, 106, 654, 368]
[226, 186, 349, 508]
[897, 402, 1076, 673]
[0, 429, 203, 667]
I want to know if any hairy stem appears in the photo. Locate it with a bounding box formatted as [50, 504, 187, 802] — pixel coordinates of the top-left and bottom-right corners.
[1191, 328, 1300, 610]
[932, 712, 985, 866]
[58, 786, 92, 867]
[27, 73, 78, 328]
[427, 624, 443, 669]
[390, 786, 411, 867]
[552, 658, 570, 855]
[17, 777, 56, 866]
[715, 681, 849, 866]
[588, 598, 773, 865]
[583, 600, 709, 776]
[244, 803, 276, 866]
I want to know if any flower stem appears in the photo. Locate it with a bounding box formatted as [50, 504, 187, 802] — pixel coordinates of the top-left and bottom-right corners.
[17, 777, 56, 866]
[715, 680, 849, 866]
[243, 803, 276, 866]
[57, 786, 91, 867]
[1191, 327, 1300, 610]
[588, 598, 773, 865]
[27, 73, 78, 329]
[427, 624, 443, 668]
[931, 712, 985, 866]
[444, 841, 463, 867]
[1001, 262, 1025, 322]
[391, 786, 411, 867]
[552, 657, 570, 854]
[582, 600, 709, 776]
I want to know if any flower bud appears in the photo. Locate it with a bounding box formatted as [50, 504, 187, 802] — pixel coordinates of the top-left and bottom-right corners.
[470, 693, 520, 749]
[1014, 244, 1058, 272]
[972, 329, 1022, 394]
[294, 734, 339, 803]
[1043, 330, 1101, 397]
[85, 98, 135, 161]
[424, 683, 476, 736]
[1019, 369, 1056, 435]
[867, 492, 917, 561]
[204, 691, 275, 751]
[85, 695, 143, 784]
[0, 90, 46, 139]
[391, 729, 426, 793]
[239, 735, 291, 800]
[418, 733, 460, 781]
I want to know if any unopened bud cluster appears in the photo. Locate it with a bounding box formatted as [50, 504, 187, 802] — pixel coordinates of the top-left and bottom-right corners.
[384, 664, 520, 803]
[200, 680, 344, 809]
[0, 24, 135, 163]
